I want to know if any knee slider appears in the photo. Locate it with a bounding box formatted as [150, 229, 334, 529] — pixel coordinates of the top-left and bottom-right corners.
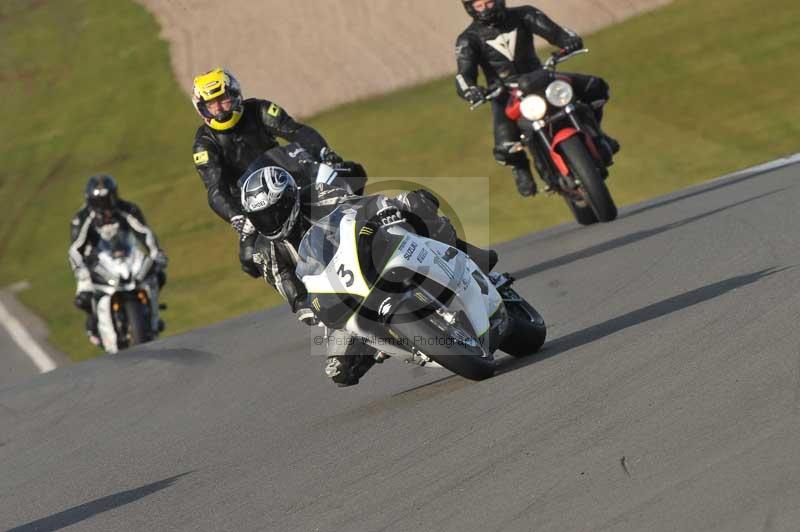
[240, 260, 261, 278]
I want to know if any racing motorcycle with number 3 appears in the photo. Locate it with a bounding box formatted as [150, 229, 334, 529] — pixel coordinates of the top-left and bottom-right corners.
[296, 204, 546, 381]
[474, 49, 618, 225]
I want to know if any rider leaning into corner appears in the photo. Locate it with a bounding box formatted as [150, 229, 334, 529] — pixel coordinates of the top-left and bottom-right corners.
[455, 0, 620, 197]
[190, 68, 366, 279]
[240, 144, 499, 387]
[69, 175, 168, 352]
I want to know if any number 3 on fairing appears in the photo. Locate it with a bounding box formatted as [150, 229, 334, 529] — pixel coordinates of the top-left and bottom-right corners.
[337, 263, 355, 288]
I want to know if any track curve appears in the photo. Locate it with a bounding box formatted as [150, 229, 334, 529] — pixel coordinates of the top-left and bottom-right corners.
[2, 157, 800, 531]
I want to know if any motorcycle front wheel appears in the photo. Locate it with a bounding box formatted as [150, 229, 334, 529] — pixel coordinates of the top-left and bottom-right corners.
[388, 305, 496, 381]
[564, 196, 599, 226]
[559, 136, 617, 222]
[122, 298, 149, 348]
[498, 288, 546, 357]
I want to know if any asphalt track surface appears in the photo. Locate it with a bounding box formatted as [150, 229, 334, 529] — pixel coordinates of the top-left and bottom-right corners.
[0, 325, 38, 389]
[2, 159, 800, 531]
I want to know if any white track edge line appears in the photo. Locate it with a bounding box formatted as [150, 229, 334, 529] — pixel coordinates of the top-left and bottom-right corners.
[0, 300, 57, 373]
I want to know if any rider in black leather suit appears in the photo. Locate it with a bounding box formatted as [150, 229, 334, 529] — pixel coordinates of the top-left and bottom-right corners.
[191, 68, 365, 278]
[455, 0, 619, 196]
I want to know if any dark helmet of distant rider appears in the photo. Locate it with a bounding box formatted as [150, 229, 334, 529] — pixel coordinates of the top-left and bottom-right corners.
[461, 0, 507, 25]
[85, 174, 119, 221]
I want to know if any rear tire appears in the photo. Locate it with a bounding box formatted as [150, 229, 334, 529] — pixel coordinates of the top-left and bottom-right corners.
[559, 136, 617, 222]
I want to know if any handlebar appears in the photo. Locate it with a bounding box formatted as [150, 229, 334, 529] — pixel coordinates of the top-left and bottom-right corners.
[469, 85, 505, 110]
[468, 49, 589, 110]
[543, 48, 589, 70]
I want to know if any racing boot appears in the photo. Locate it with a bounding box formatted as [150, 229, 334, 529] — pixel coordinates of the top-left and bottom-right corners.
[601, 134, 620, 155]
[532, 155, 559, 193]
[324, 329, 379, 387]
[511, 166, 537, 197]
[85, 314, 101, 347]
[591, 132, 619, 169]
[325, 354, 377, 387]
[600, 134, 619, 178]
[585, 114, 620, 164]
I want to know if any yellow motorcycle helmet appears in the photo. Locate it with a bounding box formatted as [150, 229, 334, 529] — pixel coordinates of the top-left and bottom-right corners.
[192, 68, 244, 131]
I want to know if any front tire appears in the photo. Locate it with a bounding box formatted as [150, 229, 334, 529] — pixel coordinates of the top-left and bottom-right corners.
[389, 307, 496, 381]
[564, 196, 598, 226]
[499, 289, 546, 357]
[122, 298, 149, 348]
[559, 136, 617, 222]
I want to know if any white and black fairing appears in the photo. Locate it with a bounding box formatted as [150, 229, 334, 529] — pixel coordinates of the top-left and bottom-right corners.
[88, 229, 158, 351]
[296, 205, 528, 379]
[89, 231, 149, 294]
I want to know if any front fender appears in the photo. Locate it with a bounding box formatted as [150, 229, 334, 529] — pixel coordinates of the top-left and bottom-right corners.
[550, 128, 602, 177]
[549, 127, 581, 176]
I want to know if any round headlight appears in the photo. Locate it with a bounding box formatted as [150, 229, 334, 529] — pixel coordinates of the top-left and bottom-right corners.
[545, 80, 573, 107]
[520, 95, 547, 121]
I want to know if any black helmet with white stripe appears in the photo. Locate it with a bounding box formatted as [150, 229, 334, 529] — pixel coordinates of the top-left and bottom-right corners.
[241, 166, 300, 241]
[85, 174, 118, 213]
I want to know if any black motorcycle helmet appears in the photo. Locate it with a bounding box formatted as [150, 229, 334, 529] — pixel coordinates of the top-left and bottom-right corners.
[241, 166, 300, 241]
[85, 174, 118, 215]
[461, 0, 506, 25]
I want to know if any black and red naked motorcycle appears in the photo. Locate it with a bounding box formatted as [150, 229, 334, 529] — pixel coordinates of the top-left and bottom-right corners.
[473, 49, 618, 225]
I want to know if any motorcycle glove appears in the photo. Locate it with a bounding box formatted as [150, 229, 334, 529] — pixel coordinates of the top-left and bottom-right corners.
[319, 147, 343, 166]
[464, 86, 487, 105]
[155, 251, 169, 270]
[561, 35, 584, 54]
[231, 215, 256, 239]
[376, 205, 405, 227]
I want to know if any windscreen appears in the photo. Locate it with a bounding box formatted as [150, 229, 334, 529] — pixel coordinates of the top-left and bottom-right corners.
[296, 205, 357, 279]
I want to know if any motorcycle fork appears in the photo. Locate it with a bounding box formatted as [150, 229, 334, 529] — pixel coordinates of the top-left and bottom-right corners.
[528, 120, 580, 194]
[564, 104, 583, 131]
[524, 121, 560, 189]
[137, 290, 154, 335]
[567, 105, 609, 170]
[110, 295, 128, 349]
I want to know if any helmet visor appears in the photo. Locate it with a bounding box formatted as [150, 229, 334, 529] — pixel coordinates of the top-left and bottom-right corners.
[197, 88, 241, 124]
[247, 187, 298, 237]
[465, 0, 504, 22]
[88, 190, 116, 212]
